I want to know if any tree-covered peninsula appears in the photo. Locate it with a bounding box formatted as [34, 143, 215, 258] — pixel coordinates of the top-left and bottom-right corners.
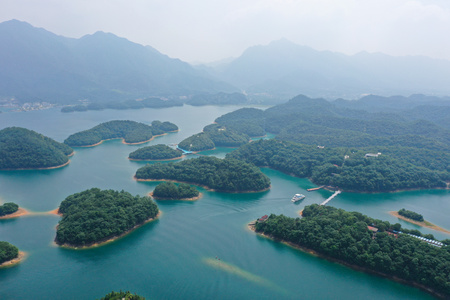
[253, 204, 450, 298]
[227, 139, 448, 192]
[0, 127, 73, 170]
[135, 156, 270, 192]
[177, 124, 249, 152]
[129, 144, 183, 160]
[0, 241, 19, 265]
[0, 202, 19, 217]
[64, 120, 178, 147]
[55, 188, 159, 247]
[177, 132, 215, 152]
[152, 182, 200, 200]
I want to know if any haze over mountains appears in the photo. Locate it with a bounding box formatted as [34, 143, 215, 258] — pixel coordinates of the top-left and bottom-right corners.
[207, 39, 450, 100]
[2, 19, 450, 104]
[0, 20, 235, 103]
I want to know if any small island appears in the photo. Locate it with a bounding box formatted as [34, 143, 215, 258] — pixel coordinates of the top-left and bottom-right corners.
[55, 188, 159, 248]
[0, 241, 23, 268]
[129, 144, 183, 161]
[64, 120, 178, 147]
[98, 290, 145, 300]
[151, 182, 201, 200]
[390, 209, 450, 234]
[177, 124, 249, 152]
[0, 127, 73, 170]
[0, 202, 19, 217]
[135, 156, 270, 193]
[251, 204, 450, 298]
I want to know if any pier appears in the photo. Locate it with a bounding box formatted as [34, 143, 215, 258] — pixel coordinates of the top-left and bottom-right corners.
[307, 185, 325, 192]
[320, 190, 341, 206]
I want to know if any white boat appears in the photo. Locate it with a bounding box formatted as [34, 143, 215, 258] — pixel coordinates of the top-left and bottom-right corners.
[291, 194, 306, 203]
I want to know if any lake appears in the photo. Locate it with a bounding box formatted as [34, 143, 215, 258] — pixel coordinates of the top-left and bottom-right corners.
[0, 105, 448, 299]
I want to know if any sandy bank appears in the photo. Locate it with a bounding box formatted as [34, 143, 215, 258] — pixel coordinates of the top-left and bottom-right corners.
[0, 251, 26, 268]
[134, 176, 270, 193]
[56, 211, 161, 249]
[247, 222, 447, 299]
[389, 211, 450, 234]
[0, 208, 30, 219]
[149, 191, 202, 201]
[46, 208, 62, 216]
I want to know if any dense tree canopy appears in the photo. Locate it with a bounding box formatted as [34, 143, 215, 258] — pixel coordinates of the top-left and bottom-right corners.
[214, 95, 450, 152]
[152, 182, 199, 199]
[56, 188, 159, 247]
[0, 202, 19, 216]
[177, 133, 215, 152]
[98, 290, 145, 300]
[178, 124, 250, 152]
[135, 156, 270, 192]
[129, 144, 183, 160]
[227, 139, 448, 192]
[203, 124, 249, 147]
[255, 204, 450, 297]
[0, 127, 73, 169]
[62, 97, 183, 113]
[398, 209, 424, 222]
[0, 241, 19, 264]
[64, 120, 178, 146]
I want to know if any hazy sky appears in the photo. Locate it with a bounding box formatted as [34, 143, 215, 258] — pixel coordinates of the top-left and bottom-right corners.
[1, 0, 450, 63]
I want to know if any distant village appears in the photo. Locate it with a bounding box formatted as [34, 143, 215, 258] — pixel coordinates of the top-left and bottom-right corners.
[0, 98, 55, 112]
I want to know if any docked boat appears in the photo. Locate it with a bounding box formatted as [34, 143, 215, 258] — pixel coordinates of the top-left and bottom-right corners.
[291, 194, 306, 203]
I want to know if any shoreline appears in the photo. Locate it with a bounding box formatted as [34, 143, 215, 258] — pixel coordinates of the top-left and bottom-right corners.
[72, 133, 169, 148]
[149, 191, 202, 201]
[0, 208, 30, 219]
[134, 176, 271, 193]
[389, 211, 450, 234]
[128, 155, 185, 162]
[55, 211, 161, 249]
[0, 251, 26, 268]
[247, 222, 447, 299]
[0, 159, 71, 171]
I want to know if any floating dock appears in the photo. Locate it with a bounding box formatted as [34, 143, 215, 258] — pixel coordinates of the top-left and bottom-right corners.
[320, 190, 341, 206]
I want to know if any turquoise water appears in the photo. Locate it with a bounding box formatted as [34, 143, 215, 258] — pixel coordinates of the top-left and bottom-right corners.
[0, 106, 448, 299]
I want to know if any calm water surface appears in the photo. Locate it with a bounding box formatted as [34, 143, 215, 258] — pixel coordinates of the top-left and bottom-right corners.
[0, 106, 448, 299]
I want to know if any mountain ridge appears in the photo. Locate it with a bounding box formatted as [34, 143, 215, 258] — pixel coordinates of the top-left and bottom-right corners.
[0, 19, 236, 103]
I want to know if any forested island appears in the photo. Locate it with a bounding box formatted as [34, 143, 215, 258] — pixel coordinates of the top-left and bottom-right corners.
[0, 202, 18, 217]
[64, 120, 178, 147]
[55, 188, 159, 248]
[61, 92, 248, 113]
[0, 241, 20, 267]
[135, 156, 270, 192]
[227, 139, 449, 192]
[98, 291, 145, 300]
[62, 97, 183, 113]
[151, 182, 200, 200]
[129, 144, 183, 161]
[252, 204, 450, 298]
[390, 210, 450, 234]
[0, 127, 73, 170]
[398, 208, 424, 222]
[178, 124, 249, 152]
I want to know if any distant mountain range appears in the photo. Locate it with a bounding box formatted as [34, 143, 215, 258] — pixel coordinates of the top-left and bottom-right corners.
[2, 20, 450, 104]
[0, 20, 235, 103]
[206, 39, 450, 101]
